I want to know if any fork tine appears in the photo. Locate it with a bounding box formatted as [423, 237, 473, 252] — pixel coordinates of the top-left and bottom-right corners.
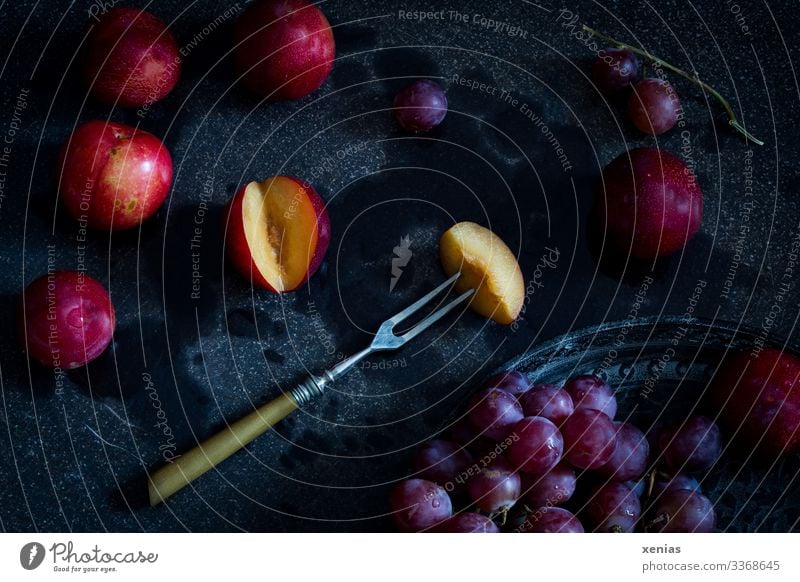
[384, 272, 462, 328]
[398, 288, 474, 343]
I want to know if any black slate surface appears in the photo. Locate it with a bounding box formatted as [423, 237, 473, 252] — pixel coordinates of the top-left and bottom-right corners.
[0, 0, 798, 532]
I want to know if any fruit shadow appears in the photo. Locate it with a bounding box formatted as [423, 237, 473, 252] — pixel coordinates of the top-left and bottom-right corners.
[585, 213, 669, 285]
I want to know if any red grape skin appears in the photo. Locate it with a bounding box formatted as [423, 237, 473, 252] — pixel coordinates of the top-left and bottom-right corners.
[628, 78, 681, 135]
[519, 507, 584, 533]
[468, 388, 524, 441]
[413, 439, 473, 487]
[596, 147, 703, 258]
[507, 417, 564, 475]
[586, 482, 641, 533]
[393, 80, 448, 132]
[467, 458, 521, 513]
[520, 384, 574, 426]
[561, 409, 618, 469]
[485, 370, 532, 397]
[389, 479, 452, 532]
[647, 490, 715, 533]
[564, 375, 617, 418]
[436, 512, 499, 533]
[658, 416, 722, 473]
[598, 422, 650, 481]
[592, 47, 640, 93]
[521, 464, 576, 508]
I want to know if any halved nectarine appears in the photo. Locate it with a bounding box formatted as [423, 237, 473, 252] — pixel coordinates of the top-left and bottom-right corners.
[440, 222, 524, 325]
[224, 176, 330, 292]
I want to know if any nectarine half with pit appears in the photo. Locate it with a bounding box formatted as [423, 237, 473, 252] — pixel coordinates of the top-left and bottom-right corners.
[439, 222, 524, 325]
[224, 176, 330, 293]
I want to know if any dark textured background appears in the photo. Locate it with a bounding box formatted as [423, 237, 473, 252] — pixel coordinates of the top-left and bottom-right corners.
[0, 0, 798, 532]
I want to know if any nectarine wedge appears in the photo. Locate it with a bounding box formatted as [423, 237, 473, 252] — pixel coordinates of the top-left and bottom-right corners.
[440, 222, 524, 325]
[225, 176, 330, 292]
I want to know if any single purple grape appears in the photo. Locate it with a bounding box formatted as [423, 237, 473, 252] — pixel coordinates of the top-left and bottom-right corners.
[389, 479, 452, 532]
[468, 387, 524, 441]
[467, 458, 521, 513]
[646, 490, 716, 533]
[506, 416, 564, 475]
[561, 409, 618, 469]
[564, 374, 617, 418]
[522, 464, 577, 508]
[628, 78, 681, 135]
[586, 481, 641, 533]
[658, 416, 722, 473]
[592, 47, 640, 93]
[484, 370, 531, 397]
[393, 79, 448, 132]
[520, 384, 574, 426]
[598, 422, 650, 481]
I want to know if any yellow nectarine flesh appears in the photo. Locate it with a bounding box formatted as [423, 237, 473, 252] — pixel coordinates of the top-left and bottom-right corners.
[242, 177, 319, 292]
[440, 222, 524, 325]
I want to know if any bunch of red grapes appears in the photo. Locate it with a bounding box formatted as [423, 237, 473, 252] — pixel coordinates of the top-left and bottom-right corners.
[389, 371, 721, 533]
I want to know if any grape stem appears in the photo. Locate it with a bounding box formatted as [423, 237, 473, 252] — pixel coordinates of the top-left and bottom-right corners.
[583, 25, 764, 146]
[645, 470, 657, 498]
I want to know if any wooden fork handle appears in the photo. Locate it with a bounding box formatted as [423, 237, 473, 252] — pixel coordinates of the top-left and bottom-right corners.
[148, 392, 299, 506]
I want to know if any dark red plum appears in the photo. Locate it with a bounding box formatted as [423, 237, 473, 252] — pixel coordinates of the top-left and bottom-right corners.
[596, 147, 703, 258]
[711, 349, 800, 456]
[82, 8, 181, 107]
[19, 271, 115, 369]
[234, 0, 335, 100]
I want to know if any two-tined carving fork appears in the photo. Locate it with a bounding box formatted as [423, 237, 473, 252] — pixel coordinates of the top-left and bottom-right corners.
[148, 273, 474, 505]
